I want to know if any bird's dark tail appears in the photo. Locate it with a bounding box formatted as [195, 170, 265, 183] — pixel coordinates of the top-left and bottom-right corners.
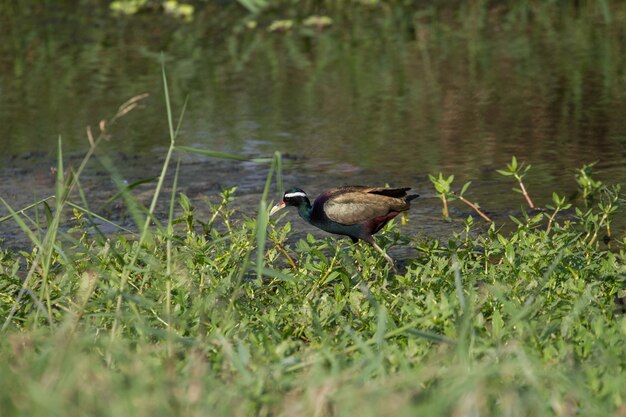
[369, 187, 413, 198]
[405, 194, 419, 202]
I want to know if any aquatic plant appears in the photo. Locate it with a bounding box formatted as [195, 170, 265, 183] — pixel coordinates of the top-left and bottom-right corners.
[429, 173, 492, 222]
[497, 156, 535, 209]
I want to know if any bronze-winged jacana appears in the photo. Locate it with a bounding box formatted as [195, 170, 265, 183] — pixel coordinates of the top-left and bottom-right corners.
[269, 186, 419, 270]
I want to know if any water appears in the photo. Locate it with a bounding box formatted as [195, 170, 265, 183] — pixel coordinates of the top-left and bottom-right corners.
[1, 4, 625, 250]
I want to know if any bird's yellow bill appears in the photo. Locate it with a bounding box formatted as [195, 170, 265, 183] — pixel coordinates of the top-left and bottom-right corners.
[269, 200, 286, 216]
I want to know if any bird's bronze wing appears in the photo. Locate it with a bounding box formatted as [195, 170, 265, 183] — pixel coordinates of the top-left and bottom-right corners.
[323, 191, 409, 225]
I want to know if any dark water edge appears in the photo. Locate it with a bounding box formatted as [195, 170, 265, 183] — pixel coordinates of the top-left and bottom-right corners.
[0, 148, 622, 257]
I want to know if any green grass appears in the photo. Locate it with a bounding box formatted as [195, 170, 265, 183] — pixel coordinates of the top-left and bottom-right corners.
[1, 71, 625, 416]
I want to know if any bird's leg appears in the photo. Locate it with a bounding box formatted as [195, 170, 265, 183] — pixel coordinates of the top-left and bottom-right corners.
[370, 241, 397, 273]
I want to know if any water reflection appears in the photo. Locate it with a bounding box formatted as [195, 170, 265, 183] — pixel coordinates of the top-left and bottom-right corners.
[0, 4, 624, 249]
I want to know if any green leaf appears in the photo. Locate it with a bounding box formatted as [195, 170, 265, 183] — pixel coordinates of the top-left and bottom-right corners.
[491, 310, 504, 339]
[43, 201, 53, 226]
[176, 145, 271, 163]
[505, 243, 515, 264]
[179, 193, 192, 212]
[259, 267, 299, 283]
[404, 328, 454, 345]
[256, 200, 268, 281]
[100, 177, 158, 209]
[56, 136, 65, 208]
[460, 181, 472, 196]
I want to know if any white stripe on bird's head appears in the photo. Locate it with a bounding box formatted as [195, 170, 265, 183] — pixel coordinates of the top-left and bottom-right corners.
[284, 191, 308, 199]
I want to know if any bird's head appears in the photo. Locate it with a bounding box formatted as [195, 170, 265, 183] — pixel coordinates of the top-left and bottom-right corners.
[270, 188, 310, 215]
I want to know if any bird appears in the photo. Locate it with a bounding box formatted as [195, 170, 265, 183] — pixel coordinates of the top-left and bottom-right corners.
[269, 186, 419, 270]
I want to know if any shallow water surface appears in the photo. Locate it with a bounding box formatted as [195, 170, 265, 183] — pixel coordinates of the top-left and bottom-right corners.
[1, 5, 625, 249]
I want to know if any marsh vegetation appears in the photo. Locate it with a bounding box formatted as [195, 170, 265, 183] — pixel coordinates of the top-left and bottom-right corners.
[1, 1, 625, 416]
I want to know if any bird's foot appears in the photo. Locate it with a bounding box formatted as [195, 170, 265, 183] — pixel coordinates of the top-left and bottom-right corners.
[371, 241, 398, 274]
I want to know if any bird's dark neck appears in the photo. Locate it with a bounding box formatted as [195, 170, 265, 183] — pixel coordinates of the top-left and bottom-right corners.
[296, 199, 313, 223]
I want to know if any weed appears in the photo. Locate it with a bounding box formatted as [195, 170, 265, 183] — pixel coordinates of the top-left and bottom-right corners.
[429, 173, 492, 222]
[497, 156, 535, 209]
